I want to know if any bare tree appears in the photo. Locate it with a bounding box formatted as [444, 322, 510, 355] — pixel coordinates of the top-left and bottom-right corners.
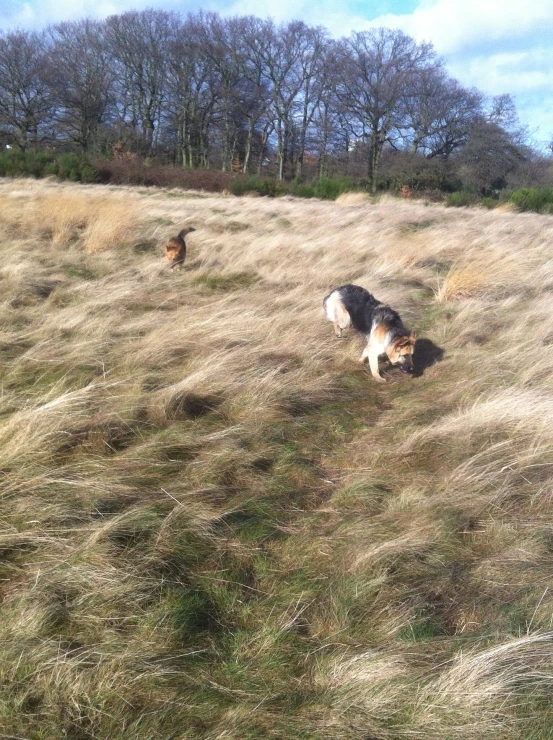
[224, 16, 273, 174]
[106, 10, 174, 155]
[166, 15, 219, 168]
[240, 18, 281, 175]
[249, 20, 323, 180]
[0, 30, 53, 150]
[487, 94, 519, 131]
[193, 13, 252, 172]
[310, 40, 353, 177]
[47, 20, 114, 152]
[338, 28, 436, 192]
[291, 25, 329, 178]
[403, 65, 483, 159]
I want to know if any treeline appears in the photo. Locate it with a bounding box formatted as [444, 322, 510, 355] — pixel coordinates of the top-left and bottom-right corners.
[0, 10, 552, 194]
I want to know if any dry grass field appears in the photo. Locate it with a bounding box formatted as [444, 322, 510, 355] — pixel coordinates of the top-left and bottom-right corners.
[2, 178, 553, 739]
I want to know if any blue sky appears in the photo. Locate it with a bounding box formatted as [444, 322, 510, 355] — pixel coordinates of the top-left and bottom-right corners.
[1, 0, 552, 147]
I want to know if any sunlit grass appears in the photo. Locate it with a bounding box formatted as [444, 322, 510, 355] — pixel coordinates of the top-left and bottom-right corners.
[1, 178, 553, 739]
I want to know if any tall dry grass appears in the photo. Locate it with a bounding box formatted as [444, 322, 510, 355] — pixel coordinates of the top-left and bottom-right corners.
[0, 183, 143, 251]
[1, 178, 553, 739]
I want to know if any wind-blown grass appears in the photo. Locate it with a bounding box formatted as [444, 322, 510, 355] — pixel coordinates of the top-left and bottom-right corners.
[1, 178, 553, 739]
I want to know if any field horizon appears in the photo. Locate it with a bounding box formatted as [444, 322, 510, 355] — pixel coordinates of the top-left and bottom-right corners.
[2, 178, 553, 739]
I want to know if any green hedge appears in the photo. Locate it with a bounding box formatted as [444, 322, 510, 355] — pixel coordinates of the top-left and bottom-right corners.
[229, 175, 357, 199]
[445, 191, 479, 208]
[508, 187, 553, 214]
[0, 150, 98, 183]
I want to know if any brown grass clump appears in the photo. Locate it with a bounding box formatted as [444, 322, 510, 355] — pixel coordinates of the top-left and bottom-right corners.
[434, 264, 490, 300]
[2, 178, 553, 739]
[0, 186, 142, 251]
[335, 191, 371, 206]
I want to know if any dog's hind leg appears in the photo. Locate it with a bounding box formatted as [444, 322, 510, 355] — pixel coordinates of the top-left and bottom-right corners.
[325, 293, 351, 337]
[335, 303, 351, 337]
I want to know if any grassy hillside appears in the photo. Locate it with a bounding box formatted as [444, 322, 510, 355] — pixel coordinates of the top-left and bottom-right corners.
[1, 180, 553, 740]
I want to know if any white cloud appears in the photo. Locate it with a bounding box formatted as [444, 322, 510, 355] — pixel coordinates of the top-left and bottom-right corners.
[448, 49, 553, 96]
[0, 0, 194, 28]
[219, 0, 362, 32]
[368, 0, 553, 54]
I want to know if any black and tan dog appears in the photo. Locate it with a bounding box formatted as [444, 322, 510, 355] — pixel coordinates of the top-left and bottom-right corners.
[165, 227, 196, 270]
[323, 284, 416, 383]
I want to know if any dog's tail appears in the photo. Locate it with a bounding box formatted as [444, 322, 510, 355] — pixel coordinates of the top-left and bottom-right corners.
[178, 227, 196, 239]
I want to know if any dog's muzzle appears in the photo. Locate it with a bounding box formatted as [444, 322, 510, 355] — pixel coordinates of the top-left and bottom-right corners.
[400, 365, 414, 374]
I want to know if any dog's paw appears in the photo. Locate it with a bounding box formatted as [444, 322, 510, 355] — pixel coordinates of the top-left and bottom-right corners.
[372, 375, 387, 384]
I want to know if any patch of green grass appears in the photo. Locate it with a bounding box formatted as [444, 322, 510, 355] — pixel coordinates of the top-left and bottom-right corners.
[171, 587, 220, 643]
[63, 266, 98, 280]
[209, 219, 250, 232]
[400, 219, 435, 234]
[398, 611, 448, 642]
[133, 239, 158, 254]
[275, 217, 292, 228]
[226, 220, 249, 232]
[164, 191, 207, 199]
[150, 217, 175, 225]
[331, 480, 390, 512]
[192, 271, 259, 291]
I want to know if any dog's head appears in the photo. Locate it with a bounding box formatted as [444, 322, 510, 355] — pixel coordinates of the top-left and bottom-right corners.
[387, 331, 417, 374]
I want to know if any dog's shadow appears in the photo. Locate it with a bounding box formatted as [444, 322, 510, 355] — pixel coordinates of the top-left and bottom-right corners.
[412, 338, 444, 377]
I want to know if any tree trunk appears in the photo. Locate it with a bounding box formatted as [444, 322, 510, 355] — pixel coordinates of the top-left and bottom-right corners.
[277, 119, 284, 180]
[243, 118, 253, 174]
[368, 129, 383, 194]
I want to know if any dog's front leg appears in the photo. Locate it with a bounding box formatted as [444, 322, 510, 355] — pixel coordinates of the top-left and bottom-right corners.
[366, 344, 386, 383]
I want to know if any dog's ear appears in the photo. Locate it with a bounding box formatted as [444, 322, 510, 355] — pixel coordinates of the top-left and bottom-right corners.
[409, 330, 417, 343]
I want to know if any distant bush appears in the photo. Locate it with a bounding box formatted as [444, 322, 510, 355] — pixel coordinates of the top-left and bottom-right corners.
[508, 187, 553, 214]
[54, 153, 98, 183]
[480, 197, 500, 209]
[229, 175, 357, 199]
[229, 176, 287, 197]
[0, 150, 98, 182]
[377, 150, 447, 192]
[301, 176, 355, 199]
[445, 191, 479, 208]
